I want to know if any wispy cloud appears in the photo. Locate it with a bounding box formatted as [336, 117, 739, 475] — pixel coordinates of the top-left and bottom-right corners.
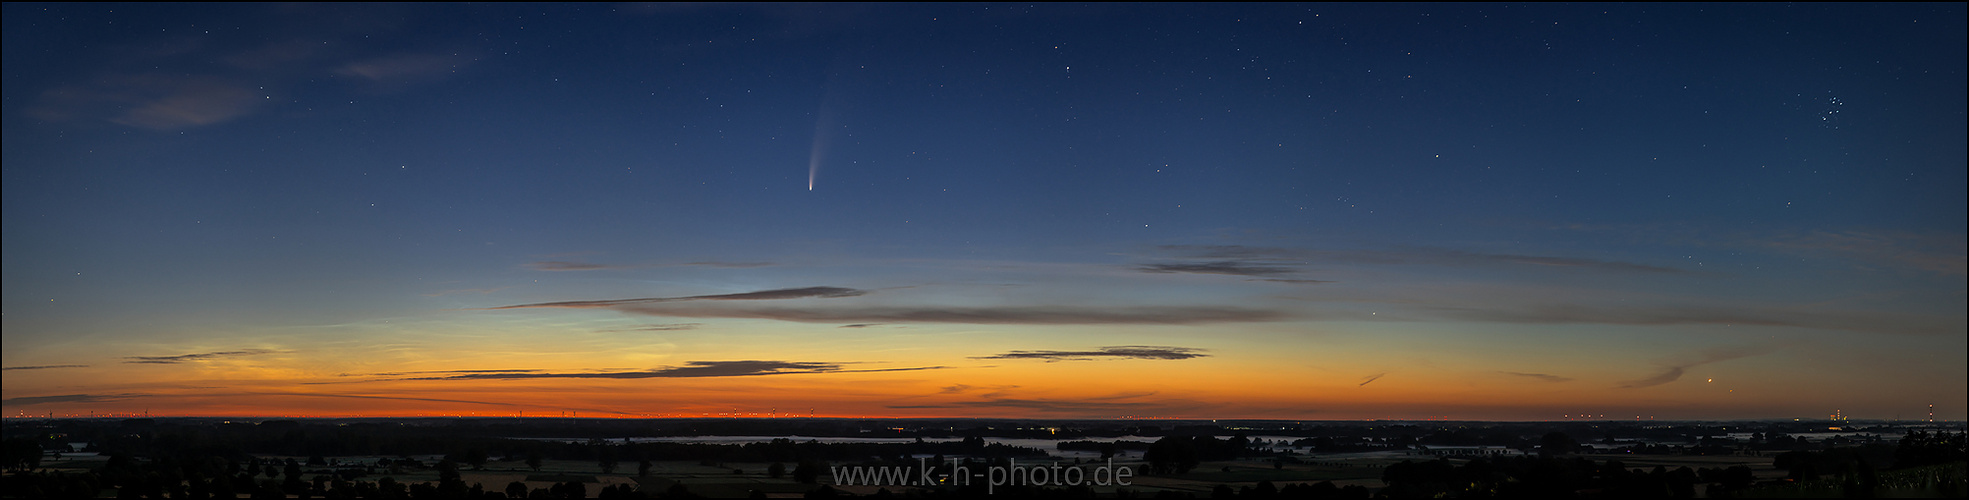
[243, 392, 640, 415]
[1428, 304, 1956, 336]
[124, 349, 281, 364]
[240, 392, 524, 408]
[889, 392, 1203, 414]
[972, 346, 1210, 362]
[1, 393, 138, 406]
[1, 365, 89, 371]
[683, 261, 775, 268]
[837, 323, 881, 328]
[597, 323, 702, 332]
[611, 304, 1288, 325]
[29, 74, 267, 130]
[1157, 245, 1303, 260]
[1559, 224, 1965, 276]
[1156, 244, 1684, 274]
[524, 261, 626, 271]
[423, 286, 512, 297]
[1138, 261, 1297, 276]
[1618, 345, 1777, 389]
[1500, 371, 1574, 383]
[1248, 278, 1337, 284]
[932, 384, 1018, 395]
[522, 260, 775, 272]
[489, 286, 867, 309]
[337, 51, 471, 83]
[345, 369, 544, 377]
[1359, 373, 1387, 386]
[404, 361, 946, 381]
[1756, 229, 1966, 275]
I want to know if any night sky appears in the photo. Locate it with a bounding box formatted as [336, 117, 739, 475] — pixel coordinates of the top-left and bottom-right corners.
[4, 3, 1964, 420]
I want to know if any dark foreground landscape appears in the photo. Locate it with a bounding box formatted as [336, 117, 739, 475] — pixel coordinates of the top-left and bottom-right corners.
[2, 417, 1963, 498]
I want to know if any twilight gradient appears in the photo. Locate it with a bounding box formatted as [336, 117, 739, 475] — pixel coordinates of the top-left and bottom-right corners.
[3, 3, 1964, 420]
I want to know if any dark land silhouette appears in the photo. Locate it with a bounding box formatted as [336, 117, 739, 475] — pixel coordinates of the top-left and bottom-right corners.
[2, 417, 1962, 498]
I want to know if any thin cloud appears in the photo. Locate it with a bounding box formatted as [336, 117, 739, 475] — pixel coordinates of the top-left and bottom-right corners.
[1561, 224, 1966, 275]
[890, 392, 1205, 414]
[28, 71, 271, 131]
[523, 260, 776, 271]
[344, 369, 544, 377]
[488, 286, 868, 309]
[423, 286, 511, 297]
[1, 394, 138, 406]
[1157, 245, 1302, 260]
[612, 304, 1288, 325]
[932, 384, 1017, 396]
[1619, 367, 1686, 389]
[1429, 304, 1956, 336]
[1359, 373, 1387, 386]
[598, 323, 702, 332]
[337, 51, 471, 83]
[1, 365, 89, 371]
[242, 392, 642, 416]
[1618, 345, 1777, 389]
[124, 349, 281, 364]
[837, 324, 881, 328]
[524, 261, 626, 271]
[1756, 229, 1966, 275]
[1156, 244, 1683, 274]
[972, 346, 1210, 362]
[405, 361, 947, 381]
[240, 392, 523, 408]
[1138, 261, 1297, 276]
[1482, 254, 1682, 273]
[683, 261, 775, 268]
[1248, 278, 1337, 284]
[1500, 372, 1574, 383]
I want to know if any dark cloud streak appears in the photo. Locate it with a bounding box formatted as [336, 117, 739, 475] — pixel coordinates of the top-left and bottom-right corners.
[972, 346, 1209, 362]
[1156, 245, 1684, 274]
[0, 394, 137, 406]
[404, 361, 946, 381]
[597, 323, 701, 332]
[614, 304, 1286, 325]
[1500, 372, 1574, 383]
[2, 364, 89, 371]
[1618, 345, 1776, 389]
[524, 261, 623, 271]
[489, 286, 866, 310]
[1430, 304, 1955, 336]
[124, 349, 280, 364]
[1138, 261, 1297, 276]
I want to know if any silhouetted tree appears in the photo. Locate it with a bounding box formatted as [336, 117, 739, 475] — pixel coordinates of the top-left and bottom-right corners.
[664, 482, 697, 498]
[1144, 436, 1201, 475]
[1895, 431, 1967, 468]
[793, 462, 821, 483]
[2, 439, 41, 471]
[1539, 432, 1578, 458]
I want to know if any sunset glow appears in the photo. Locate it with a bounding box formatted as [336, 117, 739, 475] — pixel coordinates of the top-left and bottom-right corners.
[4, 3, 1964, 422]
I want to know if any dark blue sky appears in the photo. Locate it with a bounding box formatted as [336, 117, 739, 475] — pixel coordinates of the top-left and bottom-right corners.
[4, 3, 1964, 419]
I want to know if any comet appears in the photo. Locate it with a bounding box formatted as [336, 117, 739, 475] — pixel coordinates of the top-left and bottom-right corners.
[808, 135, 822, 191]
[806, 90, 838, 191]
[807, 68, 844, 191]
